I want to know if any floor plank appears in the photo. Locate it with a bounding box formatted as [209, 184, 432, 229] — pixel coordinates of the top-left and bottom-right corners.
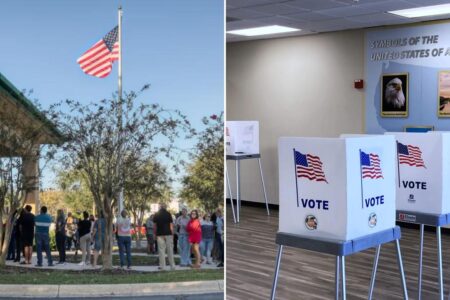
[226, 205, 450, 300]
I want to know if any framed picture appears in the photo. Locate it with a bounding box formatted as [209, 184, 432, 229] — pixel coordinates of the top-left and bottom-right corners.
[381, 73, 408, 117]
[438, 71, 450, 117]
[404, 125, 434, 133]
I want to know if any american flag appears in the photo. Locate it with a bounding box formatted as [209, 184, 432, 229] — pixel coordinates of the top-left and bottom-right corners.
[397, 142, 426, 168]
[77, 26, 119, 78]
[360, 151, 383, 179]
[294, 149, 327, 183]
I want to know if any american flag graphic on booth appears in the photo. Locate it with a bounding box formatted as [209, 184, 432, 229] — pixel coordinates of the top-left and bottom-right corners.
[77, 26, 119, 78]
[360, 151, 383, 179]
[294, 149, 328, 183]
[397, 142, 426, 168]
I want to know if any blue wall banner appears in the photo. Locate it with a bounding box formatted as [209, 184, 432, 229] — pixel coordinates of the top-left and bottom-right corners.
[366, 22, 450, 133]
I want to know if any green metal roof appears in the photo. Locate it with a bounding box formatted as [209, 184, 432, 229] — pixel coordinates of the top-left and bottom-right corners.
[0, 72, 64, 142]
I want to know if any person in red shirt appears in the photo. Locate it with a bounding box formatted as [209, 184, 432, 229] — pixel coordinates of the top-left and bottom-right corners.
[186, 210, 202, 269]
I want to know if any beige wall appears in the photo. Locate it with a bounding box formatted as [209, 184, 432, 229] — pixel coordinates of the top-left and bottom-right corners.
[226, 30, 365, 205]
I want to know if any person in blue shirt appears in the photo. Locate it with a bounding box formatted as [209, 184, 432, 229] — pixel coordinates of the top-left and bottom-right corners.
[34, 206, 53, 267]
[213, 208, 224, 268]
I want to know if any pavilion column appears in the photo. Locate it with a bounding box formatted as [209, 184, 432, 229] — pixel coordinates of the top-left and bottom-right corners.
[23, 147, 40, 214]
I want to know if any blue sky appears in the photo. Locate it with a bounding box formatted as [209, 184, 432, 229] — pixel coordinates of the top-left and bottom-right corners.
[0, 0, 224, 191]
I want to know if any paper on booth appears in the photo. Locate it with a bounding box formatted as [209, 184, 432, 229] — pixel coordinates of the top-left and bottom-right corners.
[385, 132, 450, 215]
[278, 135, 396, 241]
[226, 121, 259, 155]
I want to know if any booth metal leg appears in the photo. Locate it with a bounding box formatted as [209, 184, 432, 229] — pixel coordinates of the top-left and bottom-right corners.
[270, 245, 283, 300]
[226, 167, 236, 223]
[437, 226, 444, 300]
[395, 239, 409, 300]
[257, 157, 270, 216]
[418, 224, 424, 300]
[340, 256, 346, 300]
[335, 256, 340, 300]
[368, 245, 381, 300]
[235, 160, 240, 223]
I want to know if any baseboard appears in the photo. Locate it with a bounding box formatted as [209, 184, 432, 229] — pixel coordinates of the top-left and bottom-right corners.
[226, 198, 279, 210]
[226, 198, 450, 234]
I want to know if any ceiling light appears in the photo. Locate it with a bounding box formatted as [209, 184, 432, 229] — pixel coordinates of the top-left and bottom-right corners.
[227, 25, 300, 37]
[389, 4, 450, 18]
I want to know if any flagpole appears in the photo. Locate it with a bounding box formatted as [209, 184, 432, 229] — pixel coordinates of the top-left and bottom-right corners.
[359, 149, 364, 209]
[293, 149, 300, 208]
[396, 141, 401, 188]
[118, 6, 124, 213]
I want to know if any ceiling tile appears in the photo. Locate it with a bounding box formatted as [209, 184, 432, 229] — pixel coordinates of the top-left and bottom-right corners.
[252, 15, 308, 27]
[405, 0, 450, 5]
[285, 0, 350, 10]
[226, 0, 278, 9]
[360, 0, 418, 12]
[286, 11, 337, 21]
[227, 8, 273, 19]
[347, 12, 409, 23]
[352, 0, 401, 3]
[251, 3, 309, 15]
[226, 0, 450, 42]
[316, 5, 380, 17]
[307, 17, 361, 30]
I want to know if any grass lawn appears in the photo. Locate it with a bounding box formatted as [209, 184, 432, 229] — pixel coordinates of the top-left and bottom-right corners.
[56, 254, 180, 266]
[0, 266, 223, 285]
[112, 246, 149, 254]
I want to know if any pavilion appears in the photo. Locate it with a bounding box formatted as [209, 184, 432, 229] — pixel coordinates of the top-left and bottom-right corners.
[0, 72, 63, 212]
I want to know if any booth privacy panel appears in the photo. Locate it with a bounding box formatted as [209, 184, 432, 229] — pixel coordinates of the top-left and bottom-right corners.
[226, 121, 259, 155]
[386, 132, 450, 214]
[278, 136, 396, 241]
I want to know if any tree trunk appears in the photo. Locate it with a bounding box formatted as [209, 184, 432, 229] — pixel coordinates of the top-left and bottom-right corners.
[101, 206, 114, 270]
[0, 212, 14, 267]
[134, 212, 142, 249]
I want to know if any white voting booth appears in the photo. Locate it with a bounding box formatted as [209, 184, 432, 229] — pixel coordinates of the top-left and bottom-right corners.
[384, 131, 450, 300]
[226, 121, 270, 222]
[385, 131, 450, 215]
[278, 135, 396, 241]
[226, 121, 259, 155]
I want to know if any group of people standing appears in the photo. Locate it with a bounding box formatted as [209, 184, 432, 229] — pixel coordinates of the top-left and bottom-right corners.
[7, 205, 56, 267]
[6, 203, 224, 271]
[144, 204, 224, 270]
[6, 205, 35, 264]
[6, 206, 106, 268]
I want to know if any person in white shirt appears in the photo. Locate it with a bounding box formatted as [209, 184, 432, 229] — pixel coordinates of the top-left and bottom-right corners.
[116, 210, 132, 269]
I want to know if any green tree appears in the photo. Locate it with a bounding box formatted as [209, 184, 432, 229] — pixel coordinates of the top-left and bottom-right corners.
[180, 113, 223, 212]
[56, 169, 94, 214]
[125, 158, 172, 248]
[49, 86, 191, 269]
[39, 190, 65, 217]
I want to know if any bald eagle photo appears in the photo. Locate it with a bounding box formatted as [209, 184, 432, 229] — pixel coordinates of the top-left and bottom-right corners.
[381, 74, 408, 117]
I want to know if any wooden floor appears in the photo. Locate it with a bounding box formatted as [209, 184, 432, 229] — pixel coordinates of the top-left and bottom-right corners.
[226, 205, 450, 300]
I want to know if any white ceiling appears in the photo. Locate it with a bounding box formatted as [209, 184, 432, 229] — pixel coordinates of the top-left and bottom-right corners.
[226, 0, 450, 42]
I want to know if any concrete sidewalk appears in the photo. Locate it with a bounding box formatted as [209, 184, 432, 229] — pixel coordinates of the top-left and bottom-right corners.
[5, 251, 221, 272]
[0, 280, 224, 298]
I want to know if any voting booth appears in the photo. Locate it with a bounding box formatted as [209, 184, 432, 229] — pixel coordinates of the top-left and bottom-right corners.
[384, 131, 450, 299]
[278, 135, 396, 241]
[385, 132, 450, 215]
[226, 120, 269, 222]
[226, 121, 259, 155]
